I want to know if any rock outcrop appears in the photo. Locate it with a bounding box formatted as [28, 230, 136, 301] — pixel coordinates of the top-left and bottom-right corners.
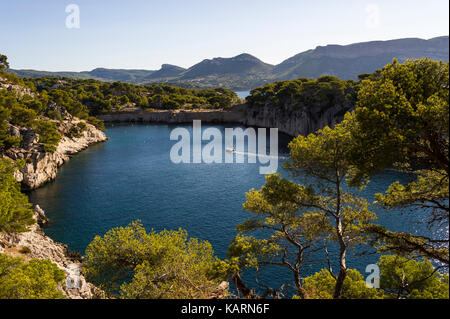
[240, 102, 350, 137]
[5, 119, 107, 189]
[98, 105, 246, 126]
[0, 206, 102, 299]
[98, 102, 349, 137]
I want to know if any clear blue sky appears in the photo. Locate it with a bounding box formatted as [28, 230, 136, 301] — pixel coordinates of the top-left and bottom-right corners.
[1, 0, 448, 71]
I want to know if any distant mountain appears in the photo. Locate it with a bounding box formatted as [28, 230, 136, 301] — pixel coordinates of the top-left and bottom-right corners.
[10, 68, 156, 83]
[10, 69, 95, 80]
[274, 36, 449, 80]
[87, 68, 156, 82]
[8, 36, 449, 90]
[143, 64, 186, 80]
[180, 54, 273, 79]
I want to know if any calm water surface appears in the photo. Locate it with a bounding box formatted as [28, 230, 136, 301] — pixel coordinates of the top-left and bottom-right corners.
[28, 124, 436, 293]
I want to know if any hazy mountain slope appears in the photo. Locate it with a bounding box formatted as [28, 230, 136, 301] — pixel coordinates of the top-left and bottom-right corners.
[180, 53, 273, 79]
[143, 64, 186, 80]
[10, 68, 157, 83]
[87, 68, 156, 82]
[273, 36, 449, 80]
[9, 69, 96, 80]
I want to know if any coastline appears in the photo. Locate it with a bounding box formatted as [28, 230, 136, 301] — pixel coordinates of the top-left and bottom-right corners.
[97, 102, 350, 138]
[1, 120, 108, 298]
[6, 119, 108, 190]
[0, 205, 102, 299]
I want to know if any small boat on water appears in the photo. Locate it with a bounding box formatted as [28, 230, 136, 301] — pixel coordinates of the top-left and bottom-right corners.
[226, 147, 236, 153]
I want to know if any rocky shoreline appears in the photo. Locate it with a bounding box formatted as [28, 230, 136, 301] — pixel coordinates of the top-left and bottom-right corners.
[5, 119, 108, 190]
[98, 102, 350, 137]
[1, 117, 107, 298]
[0, 205, 103, 299]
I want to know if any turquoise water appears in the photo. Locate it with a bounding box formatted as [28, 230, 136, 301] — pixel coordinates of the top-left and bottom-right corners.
[27, 124, 437, 293]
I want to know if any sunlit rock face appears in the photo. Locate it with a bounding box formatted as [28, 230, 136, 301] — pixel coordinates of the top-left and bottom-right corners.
[7, 120, 107, 190]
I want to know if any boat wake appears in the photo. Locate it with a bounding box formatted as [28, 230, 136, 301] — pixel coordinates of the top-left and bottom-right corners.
[226, 148, 288, 160]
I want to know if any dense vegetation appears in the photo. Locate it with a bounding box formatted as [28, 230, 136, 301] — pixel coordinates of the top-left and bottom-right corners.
[29, 77, 239, 115]
[246, 75, 358, 114]
[0, 254, 66, 299]
[84, 221, 225, 299]
[222, 58, 449, 299]
[0, 159, 34, 232]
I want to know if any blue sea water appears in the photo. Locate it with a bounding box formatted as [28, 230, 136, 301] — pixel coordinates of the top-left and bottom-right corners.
[27, 123, 438, 294]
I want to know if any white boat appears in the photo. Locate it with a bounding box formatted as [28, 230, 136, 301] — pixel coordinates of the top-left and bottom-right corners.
[226, 147, 236, 153]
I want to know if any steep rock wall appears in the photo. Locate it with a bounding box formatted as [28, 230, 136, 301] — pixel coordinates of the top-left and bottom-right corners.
[98, 103, 350, 137]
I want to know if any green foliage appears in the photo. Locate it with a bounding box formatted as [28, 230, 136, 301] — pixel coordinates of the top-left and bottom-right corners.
[378, 255, 449, 299]
[363, 224, 449, 265]
[87, 116, 105, 131]
[84, 221, 225, 299]
[0, 54, 9, 71]
[0, 106, 21, 151]
[10, 106, 37, 127]
[32, 120, 61, 153]
[77, 121, 86, 131]
[247, 76, 357, 113]
[350, 58, 449, 183]
[228, 118, 377, 298]
[0, 159, 34, 232]
[0, 254, 66, 299]
[348, 58, 449, 264]
[69, 121, 87, 138]
[30, 78, 238, 113]
[46, 110, 62, 121]
[228, 174, 332, 297]
[302, 269, 383, 299]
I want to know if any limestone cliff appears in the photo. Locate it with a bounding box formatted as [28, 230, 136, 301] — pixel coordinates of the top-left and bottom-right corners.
[98, 102, 349, 137]
[5, 119, 107, 189]
[98, 105, 246, 126]
[240, 102, 350, 137]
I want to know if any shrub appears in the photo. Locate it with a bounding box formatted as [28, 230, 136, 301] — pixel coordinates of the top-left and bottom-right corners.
[84, 221, 226, 299]
[87, 116, 105, 131]
[32, 120, 61, 153]
[0, 254, 66, 299]
[0, 159, 35, 232]
[10, 106, 37, 127]
[18, 246, 32, 254]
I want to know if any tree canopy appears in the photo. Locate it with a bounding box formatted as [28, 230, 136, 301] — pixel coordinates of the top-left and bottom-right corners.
[0, 159, 34, 232]
[0, 254, 66, 299]
[84, 221, 226, 299]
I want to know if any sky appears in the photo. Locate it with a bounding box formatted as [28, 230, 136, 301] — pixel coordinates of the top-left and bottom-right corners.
[1, 0, 448, 71]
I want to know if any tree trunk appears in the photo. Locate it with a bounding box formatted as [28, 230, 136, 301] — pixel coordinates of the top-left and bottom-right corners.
[294, 270, 306, 299]
[232, 273, 254, 298]
[333, 217, 347, 299]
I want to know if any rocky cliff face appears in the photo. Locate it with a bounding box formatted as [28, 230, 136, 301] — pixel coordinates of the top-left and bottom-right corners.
[241, 102, 350, 137]
[0, 206, 102, 299]
[5, 119, 107, 189]
[98, 106, 246, 125]
[98, 102, 348, 137]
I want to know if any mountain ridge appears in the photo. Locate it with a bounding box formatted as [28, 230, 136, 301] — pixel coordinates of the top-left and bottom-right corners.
[8, 36, 449, 90]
